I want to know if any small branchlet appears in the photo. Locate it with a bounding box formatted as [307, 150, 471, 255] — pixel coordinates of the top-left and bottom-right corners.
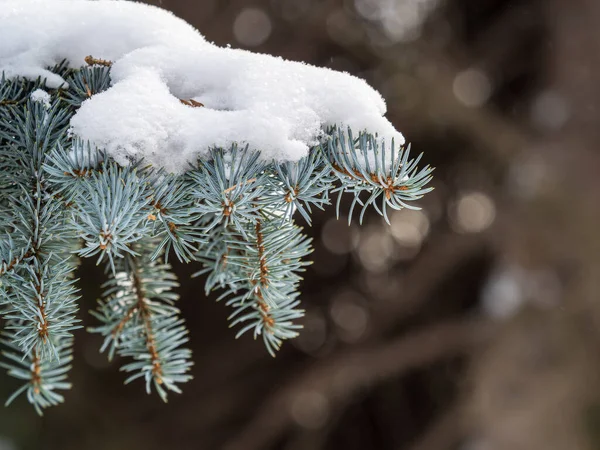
[84, 55, 113, 67]
[88, 240, 192, 401]
[323, 127, 434, 224]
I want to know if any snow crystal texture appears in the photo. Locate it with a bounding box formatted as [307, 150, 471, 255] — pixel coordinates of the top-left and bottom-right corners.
[30, 89, 51, 109]
[0, 0, 405, 173]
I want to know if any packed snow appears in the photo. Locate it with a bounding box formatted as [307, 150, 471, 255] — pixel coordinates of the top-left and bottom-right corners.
[0, 0, 406, 173]
[30, 89, 51, 109]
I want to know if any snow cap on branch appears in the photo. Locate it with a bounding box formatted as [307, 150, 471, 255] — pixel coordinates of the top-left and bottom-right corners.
[1, 0, 405, 172]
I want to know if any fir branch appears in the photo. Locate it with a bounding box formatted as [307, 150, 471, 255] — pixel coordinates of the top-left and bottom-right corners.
[145, 171, 204, 263]
[0, 93, 80, 356]
[44, 139, 105, 198]
[205, 218, 312, 356]
[266, 150, 332, 225]
[69, 162, 152, 272]
[192, 224, 244, 294]
[62, 66, 111, 106]
[189, 146, 267, 237]
[0, 235, 31, 277]
[0, 332, 73, 416]
[89, 240, 193, 401]
[323, 127, 434, 224]
[0, 251, 30, 277]
[131, 260, 164, 384]
[2, 246, 81, 361]
[0, 75, 81, 414]
[255, 219, 269, 287]
[0, 74, 29, 107]
[1, 51, 435, 413]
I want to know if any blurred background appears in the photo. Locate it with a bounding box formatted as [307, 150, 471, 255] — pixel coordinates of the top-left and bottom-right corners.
[2, 0, 600, 449]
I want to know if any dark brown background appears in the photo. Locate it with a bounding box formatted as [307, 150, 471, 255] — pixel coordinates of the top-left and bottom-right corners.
[2, 0, 600, 449]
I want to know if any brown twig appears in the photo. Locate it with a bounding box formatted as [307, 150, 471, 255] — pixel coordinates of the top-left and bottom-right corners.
[332, 163, 410, 199]
[107, 260, 163, 382]
[31, 268, 50, 343]
[82, 77, 92, 98]
[220, 177, 258, 218]
[0, 250, 32, 276]
[63, 168, 94, 178]
[84, 55, 113, 67]
[179, 98, 204, 107]
[252, 219, 275, 331]
[255, 220, 269, 287]
[223, 177, 257, 194]
[111, 304, 138, 338]
[30, 349, 42, 395]
[284, 186, 299, 203]
[131, 265, 163, 383]
[98, 231, 112, 251]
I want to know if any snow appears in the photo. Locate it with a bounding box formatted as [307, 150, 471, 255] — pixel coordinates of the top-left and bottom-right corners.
[1, 0, 405, 173]
[30, 89, 51, 109]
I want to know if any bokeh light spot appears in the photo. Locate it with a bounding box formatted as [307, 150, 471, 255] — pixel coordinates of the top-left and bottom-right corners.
[449, 191, 496, 233]
[453, 69, 492, 107]
[330, 292, 369, 342]
[390, 210, 430, 248]
[290, 390, 330, 429]
[530, 90, 570, 130]
[356, 225, 395, 272]
[233, 8, 272, 47]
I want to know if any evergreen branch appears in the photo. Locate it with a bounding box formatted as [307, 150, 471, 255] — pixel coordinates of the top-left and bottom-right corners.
[1, 51, 435, 413]
[62, 66, 111, 106]
[89, 240, 193, 401]
[189, 146, 267, 238]
[202, 218, 312, 356]
[2, 253, 81, 361]
[0, 90, 80, 360]
[323, 127, 434, 224]
[3, 101, 72, 161]
[266, 150, 332, 225]
[44, 139, 105, 198]
[0, 234, 31, 277]
[0, 251, 31, 277]
[3, 190, 81, 362]
[228, 293, 304, 358]
[0, 332, 73, 416]
[255, 219, 269, 287]
[0, 74, 30, 106]
[0, 77, 80, 415]
[145, 171, 204, 263]
[70, 162, 152, 273]
[192, 224, 244, 294]
[130, 261, 166, 385]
